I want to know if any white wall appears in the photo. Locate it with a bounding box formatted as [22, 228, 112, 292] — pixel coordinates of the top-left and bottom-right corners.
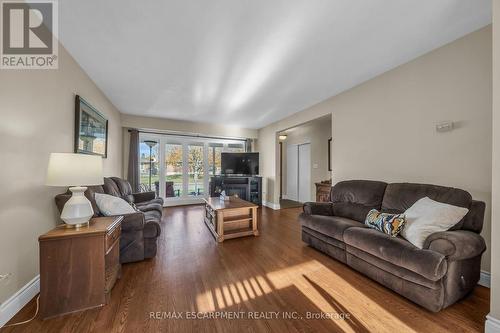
[331, 26, 491, 272]
[258, 26, 492, 273]
[0, 45, 123, 305]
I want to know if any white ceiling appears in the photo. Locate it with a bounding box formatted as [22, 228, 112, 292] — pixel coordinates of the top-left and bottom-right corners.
[59, 1, 491, 129]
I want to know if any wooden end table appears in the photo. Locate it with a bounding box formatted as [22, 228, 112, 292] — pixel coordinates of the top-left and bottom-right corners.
[39, 216, 122, 319]
[203, 197, 259, 242]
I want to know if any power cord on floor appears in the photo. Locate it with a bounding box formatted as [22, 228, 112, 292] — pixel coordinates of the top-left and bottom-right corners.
[2, 294, 40, 328]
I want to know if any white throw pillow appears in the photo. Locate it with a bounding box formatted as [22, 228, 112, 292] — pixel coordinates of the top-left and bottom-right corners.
[95, 193, 136, 216]
[401, 197, 469, 249]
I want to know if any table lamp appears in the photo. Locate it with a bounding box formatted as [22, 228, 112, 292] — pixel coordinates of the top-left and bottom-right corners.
[46, 153, 104, 227]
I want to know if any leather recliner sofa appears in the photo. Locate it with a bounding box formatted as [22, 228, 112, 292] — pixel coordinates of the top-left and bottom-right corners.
[299, 180, 486, 312]
[55, 177, 163, 263]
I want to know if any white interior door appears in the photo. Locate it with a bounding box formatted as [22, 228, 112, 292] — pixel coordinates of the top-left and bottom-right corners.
[286, 144, 298, 201]
[298, 143, 311, 203]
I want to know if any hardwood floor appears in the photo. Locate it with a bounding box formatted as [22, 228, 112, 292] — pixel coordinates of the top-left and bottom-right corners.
[279, 199, 303, 209]
[3, 205, 489, 332]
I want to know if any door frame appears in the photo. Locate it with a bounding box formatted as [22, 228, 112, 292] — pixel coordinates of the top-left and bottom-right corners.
[279, 142, 283, 200]
[285, 143, 299, 201]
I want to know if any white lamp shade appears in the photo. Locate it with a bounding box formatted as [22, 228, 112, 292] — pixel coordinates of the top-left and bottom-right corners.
[46, 153, 104, 186]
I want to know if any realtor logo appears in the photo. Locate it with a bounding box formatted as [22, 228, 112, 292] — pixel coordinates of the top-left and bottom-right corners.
[1, 0, 58, 69]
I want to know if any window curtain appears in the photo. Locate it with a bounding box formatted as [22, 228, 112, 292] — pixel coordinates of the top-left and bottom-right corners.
[246, 139, 253, 152]
[128, 129, 140, 192]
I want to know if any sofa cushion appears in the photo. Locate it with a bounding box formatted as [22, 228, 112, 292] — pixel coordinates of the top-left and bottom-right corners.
[345, 252, 444, 312]
[346, 247, 442, 289]
[302, 227, 347, 263]
[110, 177, 135, 203]
[381, 183, 471, 230]
[299, 214, 366, 241]
[343, 228, 447, 281]
[330, 180, 387, 222]
[303, 202, 333, 216]
[301, 225, 346, 250]
[103, 177, 121, 197]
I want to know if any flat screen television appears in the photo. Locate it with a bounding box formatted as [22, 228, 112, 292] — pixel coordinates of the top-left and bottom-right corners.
[221, 152, 259, 176]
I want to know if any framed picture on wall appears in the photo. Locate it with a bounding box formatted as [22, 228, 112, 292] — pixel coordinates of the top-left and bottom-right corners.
[328, 138, 332, 171]
[74, 95, 108, 157]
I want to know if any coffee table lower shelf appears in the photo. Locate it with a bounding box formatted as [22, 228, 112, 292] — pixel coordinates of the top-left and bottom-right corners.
[204, 218, 257, 242]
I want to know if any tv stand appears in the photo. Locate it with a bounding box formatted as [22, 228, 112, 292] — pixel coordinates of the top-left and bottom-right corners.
[209, 175, 262, 206]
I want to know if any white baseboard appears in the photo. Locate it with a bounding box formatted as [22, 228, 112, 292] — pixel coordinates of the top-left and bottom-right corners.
[281, 195, 288, 200]
[0, 275, 40, 327]
[262, 201, 280, 210]
[479, 270, 491, 288]
[486, 315, 500, 333]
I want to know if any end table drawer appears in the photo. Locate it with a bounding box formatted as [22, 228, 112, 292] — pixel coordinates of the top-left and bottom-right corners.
[105, 239, 120, 293]
[106, 225, 121, 252]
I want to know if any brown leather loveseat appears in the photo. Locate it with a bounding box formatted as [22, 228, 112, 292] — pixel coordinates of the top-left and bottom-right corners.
[56, 177, 163, 263]
[299, 180, 486, 312]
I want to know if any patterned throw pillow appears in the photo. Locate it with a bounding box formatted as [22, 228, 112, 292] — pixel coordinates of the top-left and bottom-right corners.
[364, 209, 406, 237]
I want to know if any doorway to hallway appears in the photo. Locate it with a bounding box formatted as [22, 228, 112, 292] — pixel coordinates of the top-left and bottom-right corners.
[285, 142, 311, 203]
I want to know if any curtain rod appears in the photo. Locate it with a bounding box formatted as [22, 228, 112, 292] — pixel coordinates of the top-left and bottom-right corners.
[128, 128, 250, 141]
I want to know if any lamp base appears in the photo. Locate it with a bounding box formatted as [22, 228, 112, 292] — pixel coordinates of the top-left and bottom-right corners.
[64, 221, 90, 229]
[60, 186, 94, 227]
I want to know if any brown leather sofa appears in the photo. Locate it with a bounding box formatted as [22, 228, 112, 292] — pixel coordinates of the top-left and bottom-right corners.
[55, 177, 163, 263]
[299, 180, 486, 312]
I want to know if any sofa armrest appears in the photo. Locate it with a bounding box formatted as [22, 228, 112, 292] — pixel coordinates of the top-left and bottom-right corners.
[303, 202, 334, 216]
[118, 212, 145, 231]
[423, 230, 486, 261]
[132, 191, 156, 203]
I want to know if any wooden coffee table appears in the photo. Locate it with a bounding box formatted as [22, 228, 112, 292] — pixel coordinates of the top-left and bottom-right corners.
[203, 197, 259, 242]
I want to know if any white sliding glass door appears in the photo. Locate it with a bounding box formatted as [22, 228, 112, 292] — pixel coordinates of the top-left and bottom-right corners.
[139, 133, 246, 205]
[139, 139, 160, 193]
[187, 143, 205, 196]
[165, 142, 183, 197]
[208, 143, 223, 176]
